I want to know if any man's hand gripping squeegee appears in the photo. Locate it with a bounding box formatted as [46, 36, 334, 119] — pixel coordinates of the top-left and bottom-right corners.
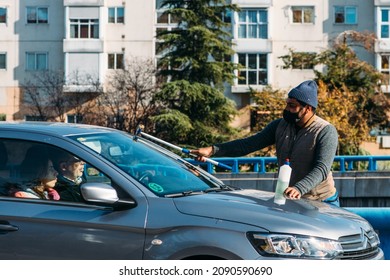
[135, 126, 232, 170]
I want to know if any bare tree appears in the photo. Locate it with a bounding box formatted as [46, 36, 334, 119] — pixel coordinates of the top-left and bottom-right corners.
[21, 59, 159, 129]
[21, 70, 103, 123]
[98, 56, 161, 133]
[21, 70, 68, 121]
[66, 71, 104, 124]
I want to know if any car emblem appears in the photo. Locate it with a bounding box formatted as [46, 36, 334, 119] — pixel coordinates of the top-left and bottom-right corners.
[361, 229, 371, 249]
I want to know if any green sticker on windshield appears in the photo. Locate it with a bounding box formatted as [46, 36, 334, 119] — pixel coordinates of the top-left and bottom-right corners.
[148, 183, 164, 193]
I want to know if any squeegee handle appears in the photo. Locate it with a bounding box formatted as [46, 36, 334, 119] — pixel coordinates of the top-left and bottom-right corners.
[140, 132, 180, 151]
[139, 132, 232, 170]
[193, 155, 232, 170]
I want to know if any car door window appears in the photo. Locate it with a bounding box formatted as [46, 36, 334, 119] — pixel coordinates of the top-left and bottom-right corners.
[0, 139, 111, 202]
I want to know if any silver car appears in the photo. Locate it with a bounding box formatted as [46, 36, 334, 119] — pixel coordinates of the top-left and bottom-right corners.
[0, 122, 384, 259]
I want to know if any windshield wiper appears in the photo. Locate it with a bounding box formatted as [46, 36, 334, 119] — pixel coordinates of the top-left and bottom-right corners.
[165, 185, 240, 197]
[203, 185, 239, 193]
[164, 191, 205, 198]
[222, 184, 241, 190]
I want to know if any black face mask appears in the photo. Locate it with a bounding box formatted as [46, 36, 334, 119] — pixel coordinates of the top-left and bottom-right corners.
[283, 109, 301, 124]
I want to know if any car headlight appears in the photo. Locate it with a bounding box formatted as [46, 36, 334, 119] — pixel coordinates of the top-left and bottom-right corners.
[248, 233, 343, 259]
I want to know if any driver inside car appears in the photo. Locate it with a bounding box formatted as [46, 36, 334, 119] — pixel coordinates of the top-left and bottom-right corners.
[53, 150, 86, 202]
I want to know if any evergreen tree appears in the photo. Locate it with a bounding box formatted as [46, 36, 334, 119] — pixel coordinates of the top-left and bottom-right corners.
[152, 0, 240, 147]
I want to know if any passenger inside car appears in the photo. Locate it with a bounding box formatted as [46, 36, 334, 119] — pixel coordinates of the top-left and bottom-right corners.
[9, 145, 59, 200]
[52, 150, 86, 202]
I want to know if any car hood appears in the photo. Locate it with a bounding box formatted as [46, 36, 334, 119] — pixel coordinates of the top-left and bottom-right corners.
[173, 189, 371, 240]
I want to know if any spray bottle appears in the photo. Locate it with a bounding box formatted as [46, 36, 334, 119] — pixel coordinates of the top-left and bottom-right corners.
[274, 159, 292, 205]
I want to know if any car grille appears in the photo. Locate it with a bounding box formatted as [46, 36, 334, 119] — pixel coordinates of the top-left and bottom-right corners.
[336, 229, 381, 259]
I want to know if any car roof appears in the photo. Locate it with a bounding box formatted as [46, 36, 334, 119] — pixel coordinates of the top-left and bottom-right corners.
[0, 121, 118, 137]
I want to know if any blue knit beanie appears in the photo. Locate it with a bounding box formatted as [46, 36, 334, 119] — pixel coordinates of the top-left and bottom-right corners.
[288, 80, 318, 108]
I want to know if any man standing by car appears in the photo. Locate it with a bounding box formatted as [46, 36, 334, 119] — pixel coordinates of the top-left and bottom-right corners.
[53, 151, 86, 202]
[191, 80, 340, 206]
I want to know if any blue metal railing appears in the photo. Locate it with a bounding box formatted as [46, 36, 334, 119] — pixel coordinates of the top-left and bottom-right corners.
[186, 155, 390, 174]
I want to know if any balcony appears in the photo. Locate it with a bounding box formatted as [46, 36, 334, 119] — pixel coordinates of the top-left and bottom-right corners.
[232, 38, 272, 53]
[64, 0, 104, 6]
[63, 39, 104, 53]
[375, 39, 390, 52]
[63, 84, 100, 93]
[232, 0, 272, 6]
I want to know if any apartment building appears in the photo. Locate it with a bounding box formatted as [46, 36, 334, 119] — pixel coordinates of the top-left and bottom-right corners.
[227, 0, 377, 108]
[0, 0, 154, 121]
[0, 0, 389, 121]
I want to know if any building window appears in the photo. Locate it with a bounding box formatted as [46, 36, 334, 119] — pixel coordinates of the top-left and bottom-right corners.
[238, 53, 267, 85]
[108, 53, 124, 69]
[108, 7, 124, 23]
[0, 7, 6, 23]
[70, 19, 99, 39]
[381, 55, 390, 84]
[0, 53, 6, 69]
[67, 114, 83, 124]
[25, 115, 45, 121]
[381, 9, 390, 38]
[292, 6, 314, 23]
[156, 6, 180, 59]
[26, 7, 48, 24]
[334, 6, 357, 24]
[238, 9, 268, 39]
[155, 10, 179, 44]
[26, 52, 48, 71]
[156, 10, 179, 25]
[216, 10, 232, 24]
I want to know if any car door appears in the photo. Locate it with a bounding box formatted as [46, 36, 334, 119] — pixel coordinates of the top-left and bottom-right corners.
[0, 136, 148, 260]
[0, 198, 147, 259]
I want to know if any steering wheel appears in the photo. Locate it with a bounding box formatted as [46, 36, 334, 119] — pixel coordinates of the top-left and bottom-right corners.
[138, 170, 154, 184]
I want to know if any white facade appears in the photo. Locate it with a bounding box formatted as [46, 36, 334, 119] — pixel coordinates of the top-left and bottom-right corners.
[0, 0, 155, 120]
[0, 0, 387, 119]
[227, 0, 377, 108]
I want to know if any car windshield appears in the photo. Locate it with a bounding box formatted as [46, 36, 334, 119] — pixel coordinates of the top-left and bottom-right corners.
[68, 131, 223, 197]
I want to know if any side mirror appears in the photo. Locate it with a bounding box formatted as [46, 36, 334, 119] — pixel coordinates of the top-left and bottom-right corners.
[80, 183, 136, 209]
